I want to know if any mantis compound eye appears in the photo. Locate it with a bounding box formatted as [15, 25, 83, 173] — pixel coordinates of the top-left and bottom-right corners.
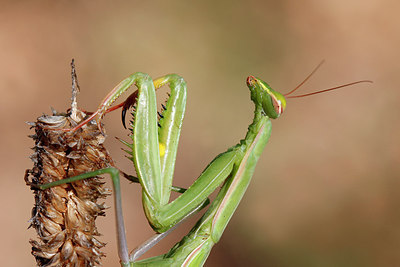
[271, 96, 283, 115]
[263, 89, 286, 119]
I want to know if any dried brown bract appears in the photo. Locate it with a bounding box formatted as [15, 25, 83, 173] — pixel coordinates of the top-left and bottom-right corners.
[25, 109, 113, 267]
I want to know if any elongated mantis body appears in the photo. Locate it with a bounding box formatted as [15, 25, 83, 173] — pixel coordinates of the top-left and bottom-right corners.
[38, 69, 371, 266]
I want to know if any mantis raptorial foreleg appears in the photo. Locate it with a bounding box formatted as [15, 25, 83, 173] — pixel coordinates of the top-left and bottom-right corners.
[113, 73, 241, 234]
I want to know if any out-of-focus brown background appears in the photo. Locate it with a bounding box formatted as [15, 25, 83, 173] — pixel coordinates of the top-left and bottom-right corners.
[2, 0, 399, 266]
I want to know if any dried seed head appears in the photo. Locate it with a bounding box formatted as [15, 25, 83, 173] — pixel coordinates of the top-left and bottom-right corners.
[25, 109, 113, 267]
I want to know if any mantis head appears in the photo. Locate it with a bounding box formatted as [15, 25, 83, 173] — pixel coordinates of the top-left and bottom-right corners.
[246, 76, 286, 119]
[246, 62, 373, 120]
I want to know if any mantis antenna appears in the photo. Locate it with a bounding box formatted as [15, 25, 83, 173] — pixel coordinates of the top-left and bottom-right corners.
[283, 61, 373, 98]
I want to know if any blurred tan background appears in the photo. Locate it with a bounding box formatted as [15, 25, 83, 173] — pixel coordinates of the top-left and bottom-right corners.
[1, 0, 399, 266]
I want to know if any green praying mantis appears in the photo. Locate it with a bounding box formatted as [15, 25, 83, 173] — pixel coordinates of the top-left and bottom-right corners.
[38, 64, 371, 266]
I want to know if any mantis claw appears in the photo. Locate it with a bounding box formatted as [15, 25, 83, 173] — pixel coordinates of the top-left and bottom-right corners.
[121, 90, 139, 129]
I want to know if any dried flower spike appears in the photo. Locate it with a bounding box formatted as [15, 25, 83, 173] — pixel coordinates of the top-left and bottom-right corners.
[25, 104, 113, 266]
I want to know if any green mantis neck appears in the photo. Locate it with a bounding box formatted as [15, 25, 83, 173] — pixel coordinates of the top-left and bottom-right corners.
[237, 105, 269, 153]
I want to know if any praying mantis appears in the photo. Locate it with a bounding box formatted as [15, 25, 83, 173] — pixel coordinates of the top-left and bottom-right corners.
[38, 65, 371, 266]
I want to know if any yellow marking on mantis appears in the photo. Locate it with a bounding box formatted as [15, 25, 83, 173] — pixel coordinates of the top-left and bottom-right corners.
[153, 78, 168, 89]
[159, 143, 166, 157]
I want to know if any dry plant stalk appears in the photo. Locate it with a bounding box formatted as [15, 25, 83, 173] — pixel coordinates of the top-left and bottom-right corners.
[25, 61, 113, 266]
